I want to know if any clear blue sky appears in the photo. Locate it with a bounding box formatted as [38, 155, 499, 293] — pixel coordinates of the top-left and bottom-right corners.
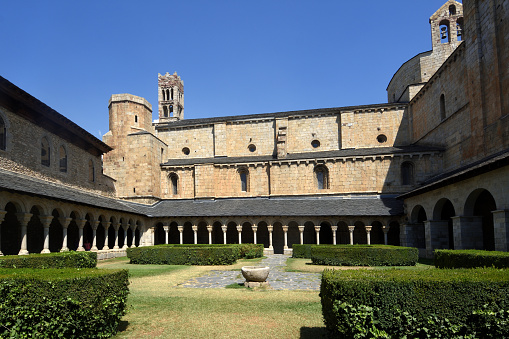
[1, 0, 459, 139]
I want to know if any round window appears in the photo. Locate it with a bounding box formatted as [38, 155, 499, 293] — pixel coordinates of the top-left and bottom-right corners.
[311, 140, 320, 148]
[248, 144, 256, 152]
[377, 134, 387, 143]
[182, 147, 190, 155]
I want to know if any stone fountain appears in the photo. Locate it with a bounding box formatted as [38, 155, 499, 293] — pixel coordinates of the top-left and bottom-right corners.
[241, 266, 270, 288]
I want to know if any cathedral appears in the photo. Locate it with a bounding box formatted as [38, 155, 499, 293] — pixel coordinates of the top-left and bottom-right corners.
[0, 0, 507, 258]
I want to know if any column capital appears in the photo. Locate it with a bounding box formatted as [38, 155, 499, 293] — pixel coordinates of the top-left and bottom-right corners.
[39, 215, 54, 228]
[75, 218, 87, 229]
[163, 226, 170, 232]
[206, 225, 213, 232]
[221, 225, 227, 232]
[382, 225, 390, 234]
[192, 225, 198, 232]
[365, 226, 372, 232]
[236, 225, 242, 232]
[16, 212, 33, 225]
[103, 221, 111, 229]
[113, 222, 121, 230]
[348, 225, 355, 232]
[298, 225, 305, 232]
[59, 217, 73, 228]
[331, 226, 338, 232]
[91, 220, 100, 230]
[314, 225, 321, 232]
[252, 225, 258, 232]
[177, 225, 184, 232]
[122, 222, 130, 231]
[267, 226, 273, 232]
[282, 225, 289, 232]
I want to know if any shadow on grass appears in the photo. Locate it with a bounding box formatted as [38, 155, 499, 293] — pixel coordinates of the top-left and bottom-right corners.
[300, 326, 327, 338]
[117, 320, 129, 333]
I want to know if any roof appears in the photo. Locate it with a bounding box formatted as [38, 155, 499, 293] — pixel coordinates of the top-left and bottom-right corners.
[155, 102, 408, 130]
[399, 149, 509, 200]
[0, 168, 142, 215]
[0, 76, 112, 156]
[162, 145, 444, 167]
[129, 195, 404, 218]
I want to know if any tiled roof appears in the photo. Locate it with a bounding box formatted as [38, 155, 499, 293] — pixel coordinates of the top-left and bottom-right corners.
[131, 195, 404, 218]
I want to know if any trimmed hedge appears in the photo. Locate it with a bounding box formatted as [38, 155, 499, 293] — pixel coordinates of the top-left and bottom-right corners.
[321, 268, 509, 337]
[435, 249, 509, 269]
[0, 268, 129, 338]
[292, 244, 313, 258]
[311, 245, 418, 266]
[0, 251, 97, 269]
[127, 244, 263, 265]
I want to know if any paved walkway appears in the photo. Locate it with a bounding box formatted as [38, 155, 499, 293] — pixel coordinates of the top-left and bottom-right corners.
[180, 254, 321, 290]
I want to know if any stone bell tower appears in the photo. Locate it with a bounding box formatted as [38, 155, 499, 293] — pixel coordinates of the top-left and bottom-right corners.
[158, 72, 184, 122]
[430, 1, 463, 51]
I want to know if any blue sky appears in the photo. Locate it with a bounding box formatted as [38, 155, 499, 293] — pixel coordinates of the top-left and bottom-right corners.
[1, 0, 459, 139]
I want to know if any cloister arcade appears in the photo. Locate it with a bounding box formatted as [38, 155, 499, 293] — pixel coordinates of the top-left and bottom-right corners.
[404, 186, 508, 257]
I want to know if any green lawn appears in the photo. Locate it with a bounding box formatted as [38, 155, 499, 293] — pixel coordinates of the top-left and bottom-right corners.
[98, 257, 326, 338]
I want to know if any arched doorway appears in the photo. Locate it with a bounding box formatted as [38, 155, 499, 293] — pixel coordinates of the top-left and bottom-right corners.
[465, 189, 497, 251]
[353, 221, 367, 244]
[319, 222, 333, 244]
[388, 221, 400, 246]
[303, 222, 316, 244]
[433, 199, 455, 249]
[370, 221, 384, 244]
[241, 222, 254, 244]
[411, 205, 427, 249]
[337, 222, 349, 244]
[2, 202, 21, 255]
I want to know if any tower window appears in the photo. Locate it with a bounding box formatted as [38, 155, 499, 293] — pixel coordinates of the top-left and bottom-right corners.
[456, 18, 464, 41]
[171, 88, 174, 100]
[377, 134, 387, 143]
[135, 115, 138, 123]
[163, 106, 168, 117]
[238, 167, 249, 192]
[248, 144, 256, 152]
[182, 147, 190, 155]
[59, 146, 67, 173]
[440, 94, 446, 120]
[401, 162, 415, 185]
[0, 115, 5, 151]
[311, 140, 320, 148]
[449, 5, 456, 16]
[41, 137, 51, 167]
[440, 20, 450, 43]
[314, 165, 329, 190]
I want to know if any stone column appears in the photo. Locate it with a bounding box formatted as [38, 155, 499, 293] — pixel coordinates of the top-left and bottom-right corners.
[207, 225, 213, 244]
[163, 225, 170, 244]
[348, 226, 355, 245]
[267, 225, 273, 250]
[102, 221, 111, 250]
[424, 220, 450, 258]
[113, 223, 120, 249]
[315, 225, 321, 245]
[236, 225, 242, 244]
[382, 225, 390, 245]
[39, 215, 54, 254]
[192, 225, 198, 244]
[282, 225, 288, 249]
[331, 226, 338, 245]
[91, 220, 100, 251]
[0, 210, 5, 256]
[221, 225, 227, 244]
[493, 210, 509, 252]
[130, 225, 137, 248]
[252, 224, 258, 244]
[139, 228, 144, 247]
[298, 226, 304, 244]
[122, 223, 129, 250]
[178, 225, 184, 244]
[75, 219, 87, 252]
[16, 213, 32, 255]
[365, 226, 372, 245]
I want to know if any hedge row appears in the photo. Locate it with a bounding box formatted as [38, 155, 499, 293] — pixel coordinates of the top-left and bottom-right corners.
[0, 251, 97, 269]
[435, 249, 509, 269]
[127, 244, 263, 265]
[321, 268, 509, 337]
[293, 245, 418, 266]
[0, 268, 129, 338]
[292, 244, 313, 258]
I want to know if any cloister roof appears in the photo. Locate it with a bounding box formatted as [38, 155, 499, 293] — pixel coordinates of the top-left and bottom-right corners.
[128, 195, 404, 218]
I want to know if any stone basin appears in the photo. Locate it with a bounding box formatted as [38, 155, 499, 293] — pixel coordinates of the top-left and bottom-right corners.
[241, 266, 270, 282]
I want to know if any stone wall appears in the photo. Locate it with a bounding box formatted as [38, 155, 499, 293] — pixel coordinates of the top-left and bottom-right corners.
[0, 106, 115, 196]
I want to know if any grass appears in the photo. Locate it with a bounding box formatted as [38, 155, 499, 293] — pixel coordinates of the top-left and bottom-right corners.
[97, 257, 326, 338]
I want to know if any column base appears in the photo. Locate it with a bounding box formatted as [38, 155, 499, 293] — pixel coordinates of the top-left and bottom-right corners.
[41, 249, 51, 254]
[113, 246, 120, 250]
[77, 247, 85, 252]
[60, 247, 69, 252]
[102, 246, 110, 250]
[18, 249, 29, 255]
[91, 246, 98, 251]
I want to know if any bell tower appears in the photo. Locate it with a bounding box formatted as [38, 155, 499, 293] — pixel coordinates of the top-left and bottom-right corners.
[430, 1, 463, 51]
[158, 72, 184, 122]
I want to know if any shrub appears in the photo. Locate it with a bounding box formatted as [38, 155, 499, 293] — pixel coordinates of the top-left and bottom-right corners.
[321, 268, 509, 337]
[311, 245, 418, 266]
[292, 244, 313, 258]
[435, 249, 509, 269]
[127, 245, 237, 265]
[0, 251, 97, 269]
[0, 268, 129, 338]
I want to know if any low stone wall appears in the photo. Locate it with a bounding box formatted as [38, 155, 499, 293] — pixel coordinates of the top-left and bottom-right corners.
[97, 249, 127, 260]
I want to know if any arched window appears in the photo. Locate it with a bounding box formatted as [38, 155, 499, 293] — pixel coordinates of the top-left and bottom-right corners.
[59, 146, 67, 173]
[89, 160, 95, 182]
[449, 5, 456, 15]
[456, 18, 464, 41]
[169, 173, 178, 195]
[0, 115, 5, 151]
[401, 162, 414, 185]
[440, 20, 451, 43]
[171, 88, 174, 100]
[238, 167, 249, 192]
[314, 165, 329, 190]
[41, 137, 51, 167]
[440, 94, 446, 120]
